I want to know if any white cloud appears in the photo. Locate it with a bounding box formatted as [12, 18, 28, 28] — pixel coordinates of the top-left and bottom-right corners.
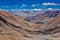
[42, 2, 60, 6]
[34, 9, 38, 11]
[32, 4, 36, 6]
[48, 8, 53, 10]
[33, 9, 42, 11]
[38, 9, 42, 11]
[22, 4, 27, 6]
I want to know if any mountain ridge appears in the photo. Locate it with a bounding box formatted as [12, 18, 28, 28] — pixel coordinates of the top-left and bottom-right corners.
[0, 10, 60, 40]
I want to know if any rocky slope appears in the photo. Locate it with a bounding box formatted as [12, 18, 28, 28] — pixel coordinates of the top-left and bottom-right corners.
[25, 10, 60, 23]
[0, 10, 60, 40]
[0, 10, 38, 40]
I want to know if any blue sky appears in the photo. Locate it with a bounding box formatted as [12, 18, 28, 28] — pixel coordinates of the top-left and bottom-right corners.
[0, 0, 60, 6]
[0, 0, 60, 10]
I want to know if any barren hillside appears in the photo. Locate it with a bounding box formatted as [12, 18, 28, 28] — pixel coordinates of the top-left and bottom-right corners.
[0, 10, 60, 40]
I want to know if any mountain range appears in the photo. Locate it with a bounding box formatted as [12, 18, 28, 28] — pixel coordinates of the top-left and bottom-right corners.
[0, 10, 60, 40]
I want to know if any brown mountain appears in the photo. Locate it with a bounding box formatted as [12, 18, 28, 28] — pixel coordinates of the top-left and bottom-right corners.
[0, 10, 38, 40]
[0, 10, 60, 40]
